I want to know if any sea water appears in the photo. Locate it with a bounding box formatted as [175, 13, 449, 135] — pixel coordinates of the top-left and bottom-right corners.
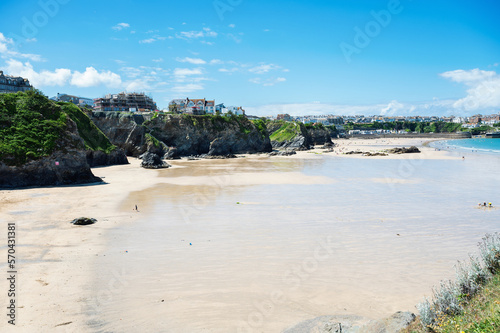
[92, 153, 500, 332]
[432, 138, 500, 155]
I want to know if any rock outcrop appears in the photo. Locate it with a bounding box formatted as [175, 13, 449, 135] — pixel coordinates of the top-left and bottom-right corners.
[91, 112, 148, 156]
[91, 113, 272, 158]
[71, 217, 97, 225]
[267, 121, 333, 150]
[0, 118, 102, 188]
[140, 152, 171, 169]
[284, 311, 416, 333]
[385, 146, 420, 154]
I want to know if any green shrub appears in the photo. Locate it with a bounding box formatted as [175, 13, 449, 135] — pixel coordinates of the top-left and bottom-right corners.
[0, 91, 68, 165]
[58, 102, 115, 153]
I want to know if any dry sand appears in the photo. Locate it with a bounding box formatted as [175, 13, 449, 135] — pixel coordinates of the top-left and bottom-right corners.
[0, 137, 457, 332]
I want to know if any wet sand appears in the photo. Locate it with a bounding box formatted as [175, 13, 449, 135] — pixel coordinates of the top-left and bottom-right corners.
[1, 137, 498, 332]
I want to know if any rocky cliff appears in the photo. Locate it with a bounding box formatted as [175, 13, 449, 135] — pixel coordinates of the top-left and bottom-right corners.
[0, 112, 101, 188]
[267, 121, 333, 150]
[0, 92, 124, 188]
[91, 112, 272, 157]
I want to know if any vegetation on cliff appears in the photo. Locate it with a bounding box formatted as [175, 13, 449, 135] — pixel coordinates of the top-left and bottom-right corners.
[0, 91, 118, 167]
[58, 102, 116, 153]
[0, 91, 68, 165]
[268, 121, 304, 142]
[404, 233, 500, 333]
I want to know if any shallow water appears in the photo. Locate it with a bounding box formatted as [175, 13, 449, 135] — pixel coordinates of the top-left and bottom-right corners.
[92, 152, 500, 332]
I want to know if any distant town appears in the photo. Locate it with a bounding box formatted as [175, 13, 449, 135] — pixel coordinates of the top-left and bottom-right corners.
[1, 70, 499, 132]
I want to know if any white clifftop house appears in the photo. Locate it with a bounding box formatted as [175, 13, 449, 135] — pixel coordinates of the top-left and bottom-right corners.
[169, 98, 216, 115]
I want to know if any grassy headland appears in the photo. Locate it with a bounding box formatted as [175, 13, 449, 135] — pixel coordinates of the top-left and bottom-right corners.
[404, 233, 500, 333]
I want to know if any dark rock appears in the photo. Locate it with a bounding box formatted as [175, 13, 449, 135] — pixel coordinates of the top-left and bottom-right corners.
[268, 150, 297, 156]
[360, 311, 416, 333]
[91, 113, 272, 158]
[140, 152, 171, 169]
[363, 152, 389, 157]
[322, 142, 335, 149]
[86, 149, 129, 167]
[204, 154, 237, 159]
[164, 147, 181, 160]
[284, 312, 416, 333]
[283, 315, 370, 333]
[71, 217, 97, 225]
[0, 119, 102, 188]
[385, 146, 420, 154]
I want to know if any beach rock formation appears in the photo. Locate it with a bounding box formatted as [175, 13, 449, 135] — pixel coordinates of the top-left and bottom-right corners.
[86, 149, 129, 167]
[91, 113, 272, 158]
[91, 111, 148, 156]
[267, 120, 334, 150]
[71, 217, 97, 225]
[283, 311, 416, 333]
[385, 146, 420, 154]
[0, 149, 102, 188]
[0, 94, 104, 188]
[268, 150, 297, 156]
[140, 152, 171, 169]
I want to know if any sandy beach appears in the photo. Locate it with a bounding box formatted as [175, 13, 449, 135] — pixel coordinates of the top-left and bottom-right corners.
[0, 137, 493, 332]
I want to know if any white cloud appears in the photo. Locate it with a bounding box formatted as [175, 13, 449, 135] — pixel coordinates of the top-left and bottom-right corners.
[249, 77, 287, 86]
[5, 59, 122, 89]
[5, 59, 72, 87]
[70, 67, 122, 88]
[176, 57, 206, 65]
[380, 100, 405, 116]
[139, 35, 170, 44]
[174, 68, 203, 76]
[152, 58, 163, 63]
[249, 63, 281, 74]
[440, 68, 500, 111]
[171, 83, 204, 94]
[210, 59, 224, 65]
[440, 69, 496, 83]
[228, 24, 236, 28]
[0, 32, 43, 62]
[177, 28, 218, 40]
[112, 23, 130, 31]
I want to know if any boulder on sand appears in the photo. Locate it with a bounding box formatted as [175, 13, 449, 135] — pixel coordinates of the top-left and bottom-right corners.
[140, 152, 171, 169]
[71, 217, 97, 225]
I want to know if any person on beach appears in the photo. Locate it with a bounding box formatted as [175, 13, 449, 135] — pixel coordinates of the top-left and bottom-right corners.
[135, 204, 138, 211]
[484, 202, 487, 207]
[489, 202, 492, 207]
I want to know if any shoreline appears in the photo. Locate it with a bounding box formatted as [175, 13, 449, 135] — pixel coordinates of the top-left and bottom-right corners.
[0, 137, 470, 331]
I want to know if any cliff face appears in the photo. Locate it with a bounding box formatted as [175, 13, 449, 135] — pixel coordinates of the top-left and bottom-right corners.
[60, 104, 128, 167]
[91, 112, 147, 156]
[0, 92, 126, 188]
[0, 117, 101, 188]
[91, 113, 272, 157]
[267, 121, 333, 150]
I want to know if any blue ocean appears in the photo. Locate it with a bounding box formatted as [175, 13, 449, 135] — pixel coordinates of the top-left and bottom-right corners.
[434, 138, 500, 155]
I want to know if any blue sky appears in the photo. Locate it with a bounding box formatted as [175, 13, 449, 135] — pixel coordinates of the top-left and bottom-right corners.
[1, 0, 499, 116]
